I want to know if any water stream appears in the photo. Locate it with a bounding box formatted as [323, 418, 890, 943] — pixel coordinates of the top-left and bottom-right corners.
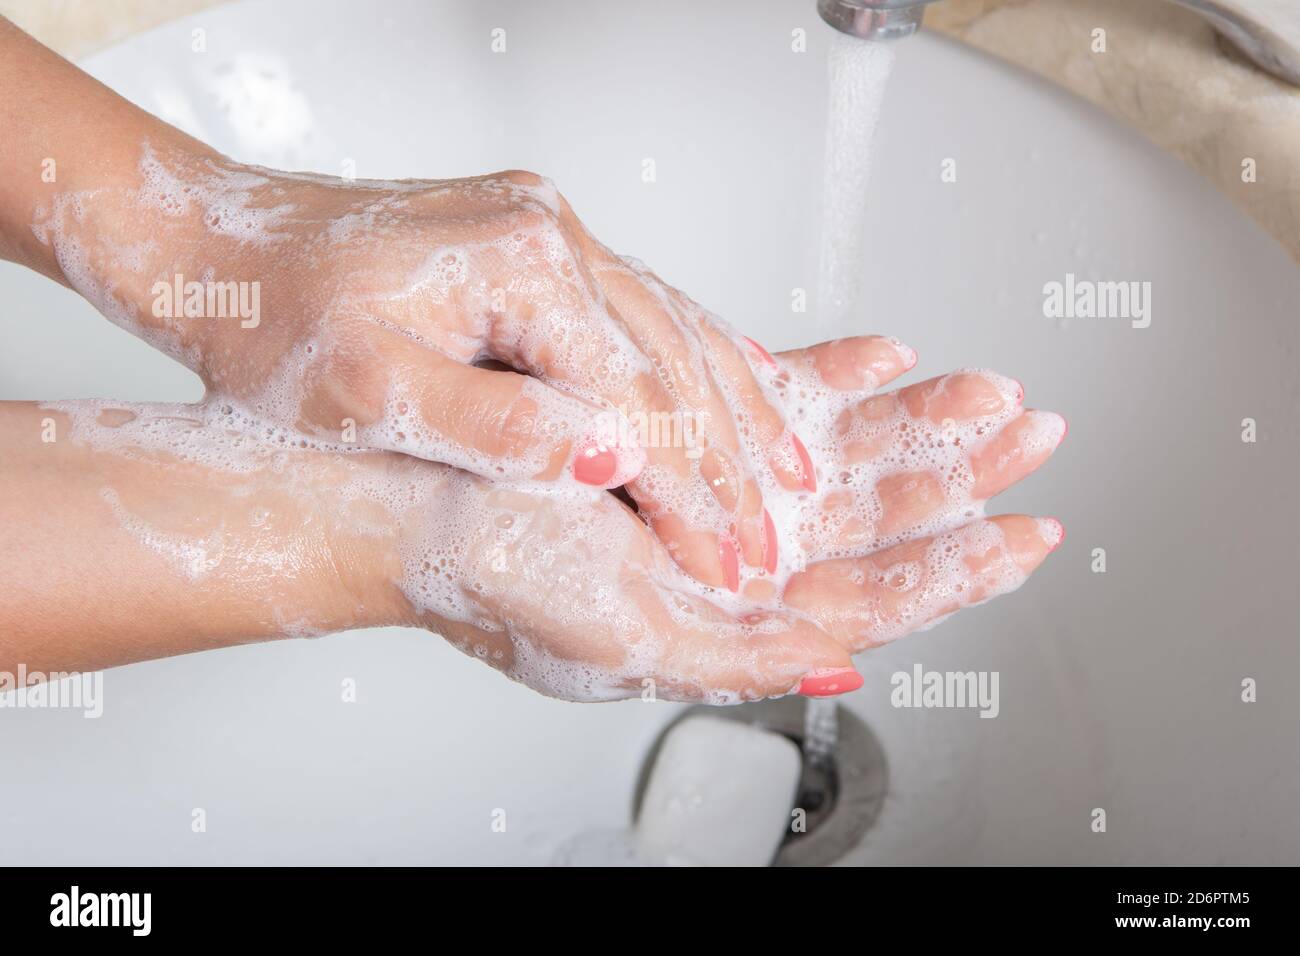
[806, 32, 899, 763]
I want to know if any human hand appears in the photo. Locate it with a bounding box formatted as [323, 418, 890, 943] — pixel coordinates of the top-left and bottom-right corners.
[30, 137, 917, 593]
[0, 399, 852, 699]
[377, 458, 1061, 702]
[349, 349, 1067, 696]
[753, 346, 1067, 649]
[4, 398, 1059, 703]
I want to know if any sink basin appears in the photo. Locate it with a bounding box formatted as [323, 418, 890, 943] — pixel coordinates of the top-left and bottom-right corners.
[2, 0, 1296, 865]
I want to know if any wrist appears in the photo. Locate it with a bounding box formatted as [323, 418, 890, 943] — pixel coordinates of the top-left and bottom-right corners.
[300, 448, 425, 634]
[33, 135, 253, 363]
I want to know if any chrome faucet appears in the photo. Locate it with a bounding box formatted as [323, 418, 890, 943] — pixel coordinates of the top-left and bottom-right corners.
[816, 0, 940, 42]
[1170, 0, 1300, 86]
[817, 0, 1300, 87]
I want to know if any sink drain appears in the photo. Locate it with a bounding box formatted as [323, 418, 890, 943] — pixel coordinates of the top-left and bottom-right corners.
[633, 696, 888, 866]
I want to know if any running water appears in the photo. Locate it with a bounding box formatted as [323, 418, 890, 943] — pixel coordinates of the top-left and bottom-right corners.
[803, 693, 840, 770]
[816, 33, 896, 328]
[807, 33, 898, 760]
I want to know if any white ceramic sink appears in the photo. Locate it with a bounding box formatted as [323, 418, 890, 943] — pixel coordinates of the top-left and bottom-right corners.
[2, 0, 1297, 865]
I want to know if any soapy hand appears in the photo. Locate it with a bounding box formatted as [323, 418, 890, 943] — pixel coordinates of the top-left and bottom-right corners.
[0, 399, 861, 699]
[382, 346, 1065, 699]
[30, 139, 869, 592]
[33, 145, 647, 488]
[17, 136, 1069, 700]
[4, 399, 1059, 703]
[381, 451, 1061, 702]
[754, 342, 1067, 647]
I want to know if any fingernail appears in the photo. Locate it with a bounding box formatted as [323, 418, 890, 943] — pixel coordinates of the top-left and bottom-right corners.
[718, 537, 740, 592]
[790, 432, 817, 492]
[762, 509, 778, 575]
[798, 667, 863, 698]
[1045, 411, 1067, 449]
[743, 336, 778, 368]
[1024, 409, 1067, 452]
[573, 442, 618, 486]
[889, 336, 918, 370]
[1040, 517, 1065, 552]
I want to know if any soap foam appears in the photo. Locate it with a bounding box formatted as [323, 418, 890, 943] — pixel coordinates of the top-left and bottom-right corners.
[137, 143, 295, 244]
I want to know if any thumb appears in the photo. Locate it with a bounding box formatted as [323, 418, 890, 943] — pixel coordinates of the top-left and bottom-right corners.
[657, 615, 861, 704]
[371, 346, 645, 488]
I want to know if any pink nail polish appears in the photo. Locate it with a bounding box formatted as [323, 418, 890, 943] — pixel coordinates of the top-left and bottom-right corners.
[573, 442, 617, 486]
[718, 537, 740, 592]
[798, 667, 863, 698]
[762, 509, 778, 575]
[743, 336, 778, 368]
[790, 432, 817, 492]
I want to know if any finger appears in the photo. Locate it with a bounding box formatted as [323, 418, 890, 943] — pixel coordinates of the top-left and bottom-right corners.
[655, 614, 860, 703]
[484, 198, 766, 581]
[304, 333, 644, 487]
[562, 212, 752, 480]
[869, 408, 1064, 539]
[690, 317, 814, 495]
[832, 368, 1019, 473]
[435, 593, 861, 704]
[689, 318, 793, 562]
[644, 511, 736, 592]
[969, 408, 1067, 499]
[589, 258, 767, 587]
[759, 335, 920, 496]
[824, 370, 1019, 482]
[408, 351, 645, 486]
[773, 335, 917, 393]
[541, 511, 858, 703]
[802, 373, 1059, 560]
[849, 369, 1021, 435]
[699, 451, 766, 572]
[784, 514, 1063, 652]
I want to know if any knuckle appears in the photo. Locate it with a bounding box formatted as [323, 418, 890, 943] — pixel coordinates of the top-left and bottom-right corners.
[498, 168, 545, 189]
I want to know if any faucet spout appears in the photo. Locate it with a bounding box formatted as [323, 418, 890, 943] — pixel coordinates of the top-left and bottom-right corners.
[816, 0, 942, 42]
[820, 1, 1300, 87]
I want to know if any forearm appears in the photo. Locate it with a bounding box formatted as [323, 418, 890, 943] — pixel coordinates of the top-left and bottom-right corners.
[0, 17, 212, 283]
[0, 401, 408, 673]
